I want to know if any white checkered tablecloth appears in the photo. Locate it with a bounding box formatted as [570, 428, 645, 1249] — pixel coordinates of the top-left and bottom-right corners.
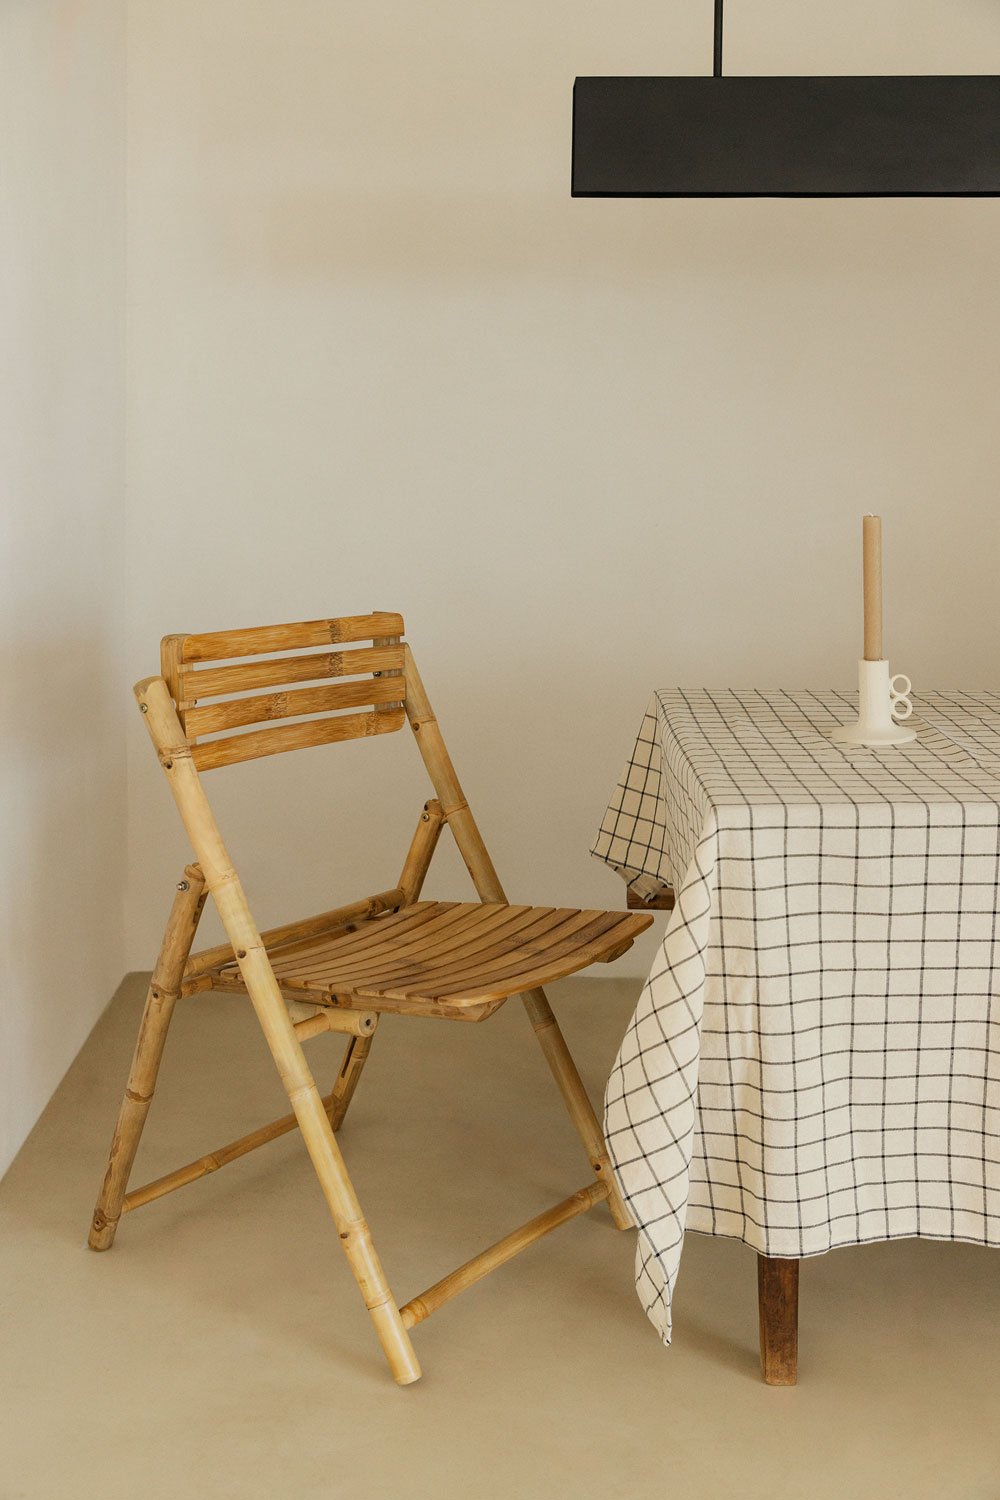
[592, 689, 1000, 1344]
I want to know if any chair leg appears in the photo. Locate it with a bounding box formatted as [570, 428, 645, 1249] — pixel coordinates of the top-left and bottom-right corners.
[89, 866, 207, 1250]
[326, 1033, 374, 1132]
[520, 987, 633, 1230]
[280, 1073, 421, 1384]
[228, 943, 419, 1382]
[399, 654, 633, 1232]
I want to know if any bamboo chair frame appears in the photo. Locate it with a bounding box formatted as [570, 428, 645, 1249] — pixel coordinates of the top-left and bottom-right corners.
[89, 613, 650, 1384]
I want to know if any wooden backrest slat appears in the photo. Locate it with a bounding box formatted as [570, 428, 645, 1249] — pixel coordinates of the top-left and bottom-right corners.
[180, 612, 404, 664]
[160, 612, 407, 770]
[191, 708, 405, 772]
[178, 645, 404, 703]
[185, 676, 406, 737]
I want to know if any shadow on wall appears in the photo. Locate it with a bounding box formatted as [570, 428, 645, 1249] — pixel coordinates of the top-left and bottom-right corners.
[0, 628, 126, 1172]
[207, 186, 998, 289]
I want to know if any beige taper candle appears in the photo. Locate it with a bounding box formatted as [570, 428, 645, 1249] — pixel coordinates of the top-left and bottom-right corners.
[863, 514, 884, 661]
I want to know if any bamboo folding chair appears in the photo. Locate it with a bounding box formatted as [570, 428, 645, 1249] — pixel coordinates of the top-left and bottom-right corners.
[89, 612, 652, 1384]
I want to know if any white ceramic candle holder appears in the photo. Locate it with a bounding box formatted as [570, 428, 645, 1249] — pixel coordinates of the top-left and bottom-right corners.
[830, 659, 916, 748]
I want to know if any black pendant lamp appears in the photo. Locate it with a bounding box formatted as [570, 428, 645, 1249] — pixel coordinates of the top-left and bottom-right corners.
[572, 1, 1000, 198]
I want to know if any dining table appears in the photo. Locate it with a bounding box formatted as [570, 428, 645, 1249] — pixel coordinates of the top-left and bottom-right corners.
[593, 686, 1000, 1383]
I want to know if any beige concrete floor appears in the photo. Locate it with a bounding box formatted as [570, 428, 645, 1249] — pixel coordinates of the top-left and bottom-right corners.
[2, 974, 999, 1500]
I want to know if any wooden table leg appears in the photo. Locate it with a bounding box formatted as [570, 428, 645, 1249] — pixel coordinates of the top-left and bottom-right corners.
[757, 1254, 799, 1385]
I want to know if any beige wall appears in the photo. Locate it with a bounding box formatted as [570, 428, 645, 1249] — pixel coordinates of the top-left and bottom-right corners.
[1, 1, 127, 1175]
[124, 0, 1000, 973]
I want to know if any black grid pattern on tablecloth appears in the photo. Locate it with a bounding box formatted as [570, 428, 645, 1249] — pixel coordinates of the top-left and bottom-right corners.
[593, 689, 1000, 1344]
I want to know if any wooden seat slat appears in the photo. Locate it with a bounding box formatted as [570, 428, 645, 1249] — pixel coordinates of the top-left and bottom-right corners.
[295, 911, 549, 992]
[269, 903, 462, 973]
[393, 911, 626, 1001]
[235, 908, 446, 983]
[379, 910, 586, 995]
[227, 901, 647, 1009]
[398, 916, 640, 1004]
[296, 905, 511, 983]
[343, 906, 557, 983]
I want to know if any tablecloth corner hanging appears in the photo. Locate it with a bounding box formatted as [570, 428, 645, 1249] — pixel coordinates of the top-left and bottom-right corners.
[593, 686, 1000, 1360]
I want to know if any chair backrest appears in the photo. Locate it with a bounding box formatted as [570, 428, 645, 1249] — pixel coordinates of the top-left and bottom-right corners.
[137, 607, 508, 911]
[160, 612, 407, 772]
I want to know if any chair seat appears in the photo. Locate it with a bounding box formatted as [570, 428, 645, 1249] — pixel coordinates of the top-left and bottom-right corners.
[216, 901, 650, 1011]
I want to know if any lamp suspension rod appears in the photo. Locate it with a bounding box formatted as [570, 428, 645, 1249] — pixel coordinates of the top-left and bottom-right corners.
[714, 0, 724, 77]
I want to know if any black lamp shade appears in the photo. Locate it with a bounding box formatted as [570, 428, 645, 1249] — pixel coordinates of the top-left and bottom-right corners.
[572, 75, 1000, 197]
